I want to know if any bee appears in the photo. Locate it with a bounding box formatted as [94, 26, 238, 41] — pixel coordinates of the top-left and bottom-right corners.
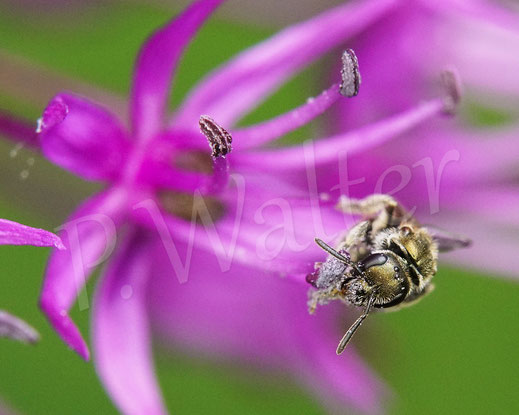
[307, 194, 471, 355]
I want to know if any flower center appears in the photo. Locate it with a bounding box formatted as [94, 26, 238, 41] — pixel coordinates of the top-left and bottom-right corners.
[173, 150, 213, 174]
[158, 190, 225, 223]
[157, 148, 226, 222]
[155, 116, 233, 223]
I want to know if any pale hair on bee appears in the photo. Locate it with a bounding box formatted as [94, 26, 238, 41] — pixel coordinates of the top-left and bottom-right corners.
[306, 194, 471, 355]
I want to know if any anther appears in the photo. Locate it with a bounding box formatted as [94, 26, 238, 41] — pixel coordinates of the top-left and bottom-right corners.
[37, 96, 68, 133]
[440, 68, 462, 115]
[199, 115, 233, 158]
[340, 49, 361, 98]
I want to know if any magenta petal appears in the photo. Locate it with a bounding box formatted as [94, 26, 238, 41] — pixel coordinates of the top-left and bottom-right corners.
[430, 186, 519, 279]
[294, 323, 384, 414]
[434, 211, 519, 279]
[232, 83, 341, 150]
[428, 9, 519, 97]
[93, 231, 167, 415]
[131, 186, 352, 280]
[0, 218, 64, 249]
[130, 0, 224, 141]
[174, 0, 397, 128]
[445, 186, 519, 227]
[149, 242, 384, 413]
[38, 93, 129, 181]
[0, 109, 39, 149]
[39, 189, 127, 360]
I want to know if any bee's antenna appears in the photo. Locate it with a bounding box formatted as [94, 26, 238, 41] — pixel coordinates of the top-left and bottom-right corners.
[336, 293, 376, 355]
[314, 238, 363, 275]
[315, 238, 350, 262]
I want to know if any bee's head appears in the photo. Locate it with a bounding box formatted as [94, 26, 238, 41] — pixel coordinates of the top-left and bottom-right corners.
[355, 251, 409, 306]
[314, 238, 410, 306]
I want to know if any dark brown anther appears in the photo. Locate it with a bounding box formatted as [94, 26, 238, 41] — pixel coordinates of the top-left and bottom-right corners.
[199, 115, 233, 158]
[340, 49, 361, 98]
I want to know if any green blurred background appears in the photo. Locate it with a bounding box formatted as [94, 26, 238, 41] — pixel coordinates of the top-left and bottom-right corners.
[0, 2, 518, 414]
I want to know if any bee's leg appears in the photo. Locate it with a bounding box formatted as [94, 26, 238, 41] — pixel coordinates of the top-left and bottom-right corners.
[339, 221, 370, 261]
[307, 290, 320, 314]
[336, 194, 406, 232]
[336, 194, 399, 217]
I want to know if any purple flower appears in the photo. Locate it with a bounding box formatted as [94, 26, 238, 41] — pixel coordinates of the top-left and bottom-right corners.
[0, 0, 460, 413]
[0, 218, 64, 344]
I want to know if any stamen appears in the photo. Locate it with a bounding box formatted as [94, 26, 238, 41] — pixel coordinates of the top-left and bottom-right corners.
[0, 110, 39, 149]
[199, 115, 233, 158]
[210, 156, 230, 194]
[340, 49, 361, 97]
[232, 83, 340, 150]
[226, 51, 362, 151]
[234, 97, 453, 170]
[36, 96, 68, 133]
[440, 68, 462, 115]
[197, 115, 233, 193]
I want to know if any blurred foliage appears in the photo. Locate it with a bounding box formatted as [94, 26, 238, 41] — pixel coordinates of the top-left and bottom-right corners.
[1, 2, 518, 415]
[462, 100, 517, 128]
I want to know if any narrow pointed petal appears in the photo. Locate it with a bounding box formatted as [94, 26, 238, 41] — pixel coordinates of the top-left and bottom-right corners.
[232, 83, 341, 150]
[295, 324, 385, 414]
[0, 110, 39, 149]
[445, 187, 519, 227]
[0, 310, 39, 344]
[149, 243, 384, 413]
[173, 0, 398, 128]
[349, 126, 519, 206]
[131, 187, 351, 278]
[93, 231, 168, 415]
[235, 98, 446, 170]
[0, 218, 64, 249]
[39, 189, 127, 360]
[434, 211, 519, 279]
[38, 93, 130, 181]
[432, 11, 519, 97]
[130, 0, 225, 141]
[425, 186, 519, 279]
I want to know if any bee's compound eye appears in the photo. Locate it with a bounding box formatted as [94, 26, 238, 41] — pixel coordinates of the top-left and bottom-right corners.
[360, 253, 388, 270]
